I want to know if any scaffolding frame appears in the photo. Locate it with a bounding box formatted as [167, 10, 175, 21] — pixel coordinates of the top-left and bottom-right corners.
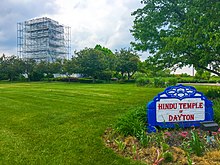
[17, 17, 71, 61]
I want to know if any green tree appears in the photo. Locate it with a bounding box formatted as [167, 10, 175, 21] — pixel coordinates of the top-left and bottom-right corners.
[94, 45, 117, 81]
[62, 58, 79, 81]
[74, 47, 112, 82]
[140, 59, 172, 77]
[0, 56, 25, 81]
[23, 59, 36, 81]
[50, 59, 62, 75]
[94, 45, 113, 55]
[131, 0, 220, 76]
[34, 60, 63, 80]
[195, 68, 211, 80]
[0, 54, 7, 80]
[28, 60, 47, 81]
[115, 48, 140, 80]
[94, 45, 116, 72]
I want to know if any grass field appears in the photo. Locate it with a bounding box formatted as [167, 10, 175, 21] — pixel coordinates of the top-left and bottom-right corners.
[0, 82, 219, 164]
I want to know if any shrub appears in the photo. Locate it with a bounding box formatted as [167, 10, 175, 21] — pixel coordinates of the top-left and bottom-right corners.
[177, 78, 191, 83]
[179, 73, 191, 77]
[166, 78, 178, 87]
[163, 151, 174, 162]
[50, 77, 80, 82]
[208, 80, 218, 83]
[94, 80, 106, 83]
[111, 77, 118, 82]
[117, 79, 135, 84]
[97, 71, 113, 81]
[153, 78, 166, 88]
[124, 79, 135, 83]
[136, 77, 150, 86]
[114, 106, 146, 138]
[29, 72, 44, 81]
[133, 72, 147, 79]
[78, 78, 93, 83]
[213, 99, 220, 124]
[133, 72, 150, 86]
[205, 88, 220, 100]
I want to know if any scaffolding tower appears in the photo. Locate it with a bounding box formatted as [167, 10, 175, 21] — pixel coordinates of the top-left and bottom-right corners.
[17, 17, 71, 61]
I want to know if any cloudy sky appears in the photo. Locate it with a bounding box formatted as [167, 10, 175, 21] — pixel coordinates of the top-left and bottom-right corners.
[0, 0, 192, 74]
[0, 0, 147, 58]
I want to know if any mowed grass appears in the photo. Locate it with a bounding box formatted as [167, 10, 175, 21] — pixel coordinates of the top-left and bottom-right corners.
[0, 82, 219, 165]
[0, 82, 162, 165]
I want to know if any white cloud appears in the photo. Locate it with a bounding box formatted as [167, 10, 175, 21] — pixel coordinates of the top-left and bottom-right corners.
[49, 0, 143, 53]
[0, 0, 59, 55]
[0, 0, 197, 74]
[0, 0, 147, 59]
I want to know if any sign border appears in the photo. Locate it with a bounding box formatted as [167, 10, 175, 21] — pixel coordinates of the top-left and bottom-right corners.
[147, 84, 213, 133]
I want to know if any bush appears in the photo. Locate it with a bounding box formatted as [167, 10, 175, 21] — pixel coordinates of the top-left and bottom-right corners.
[94, 79, 106, 83]
[111, 78, 118, 82]
[153, 78, 166, 88]
[204, 89, 220, 124]
[78, 78, 93, 83]
[166, 78, 178, 87]
[213, 99, 220, 124]
[133, 72, 147, 79]
[124, 79, 135, 83]
[208, 80, 218, 83]
[205, 88, 220, 100]
[50, 77, 80, 82]
[97, 71, 113, 81]
[29, 72, 44, 81]
[114, 106, 146, 138]
[163, 152, 174, 162]
[136, 77, 150, 86]
[179, 73, 191, 77]
[133, 72, 150, 86]
[176, 78, 217, 84]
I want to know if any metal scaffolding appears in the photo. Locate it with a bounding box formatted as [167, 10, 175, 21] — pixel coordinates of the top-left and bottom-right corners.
[17, 17, 71, 61]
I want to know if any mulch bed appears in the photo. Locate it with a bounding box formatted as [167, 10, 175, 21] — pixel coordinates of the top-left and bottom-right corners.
[103, 127, 220, 165]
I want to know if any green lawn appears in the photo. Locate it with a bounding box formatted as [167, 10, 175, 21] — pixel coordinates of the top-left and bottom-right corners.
[0, 82, 163, 165]
[0, 82, 219, 165]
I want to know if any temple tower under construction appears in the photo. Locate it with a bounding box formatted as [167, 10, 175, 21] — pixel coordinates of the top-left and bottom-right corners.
[17, 17, 71, 61]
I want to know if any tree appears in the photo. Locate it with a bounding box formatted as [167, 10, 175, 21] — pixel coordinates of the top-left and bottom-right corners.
[131, 0, 220, 76]
[0, 54, 7, 80]
[94, 45, 116, 80]
[27, 60, 46, 81]
[141, 59, 171, 77]
[49, 59, 62, 75]
[23, 59, 36, 81]
[0, 56, 25, 81]
[74, 47, 112, 82]
[195, 68, 211, 80]
[115, 48, 140, 79]
[94, 45, 116, 72]
[62, 58, 79, 82]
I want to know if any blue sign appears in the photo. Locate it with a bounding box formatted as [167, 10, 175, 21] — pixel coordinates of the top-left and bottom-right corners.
[147, 84, 214, 133]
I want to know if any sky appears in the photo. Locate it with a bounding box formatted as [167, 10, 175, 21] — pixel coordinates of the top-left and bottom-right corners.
[0, 0, 192, 74]
[0, 0, 146, 58]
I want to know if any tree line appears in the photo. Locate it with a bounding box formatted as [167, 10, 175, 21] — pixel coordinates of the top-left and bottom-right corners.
[0, 45, 141, 82]
[0, 44, 215, 83]
[0, 45, 215, 82]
